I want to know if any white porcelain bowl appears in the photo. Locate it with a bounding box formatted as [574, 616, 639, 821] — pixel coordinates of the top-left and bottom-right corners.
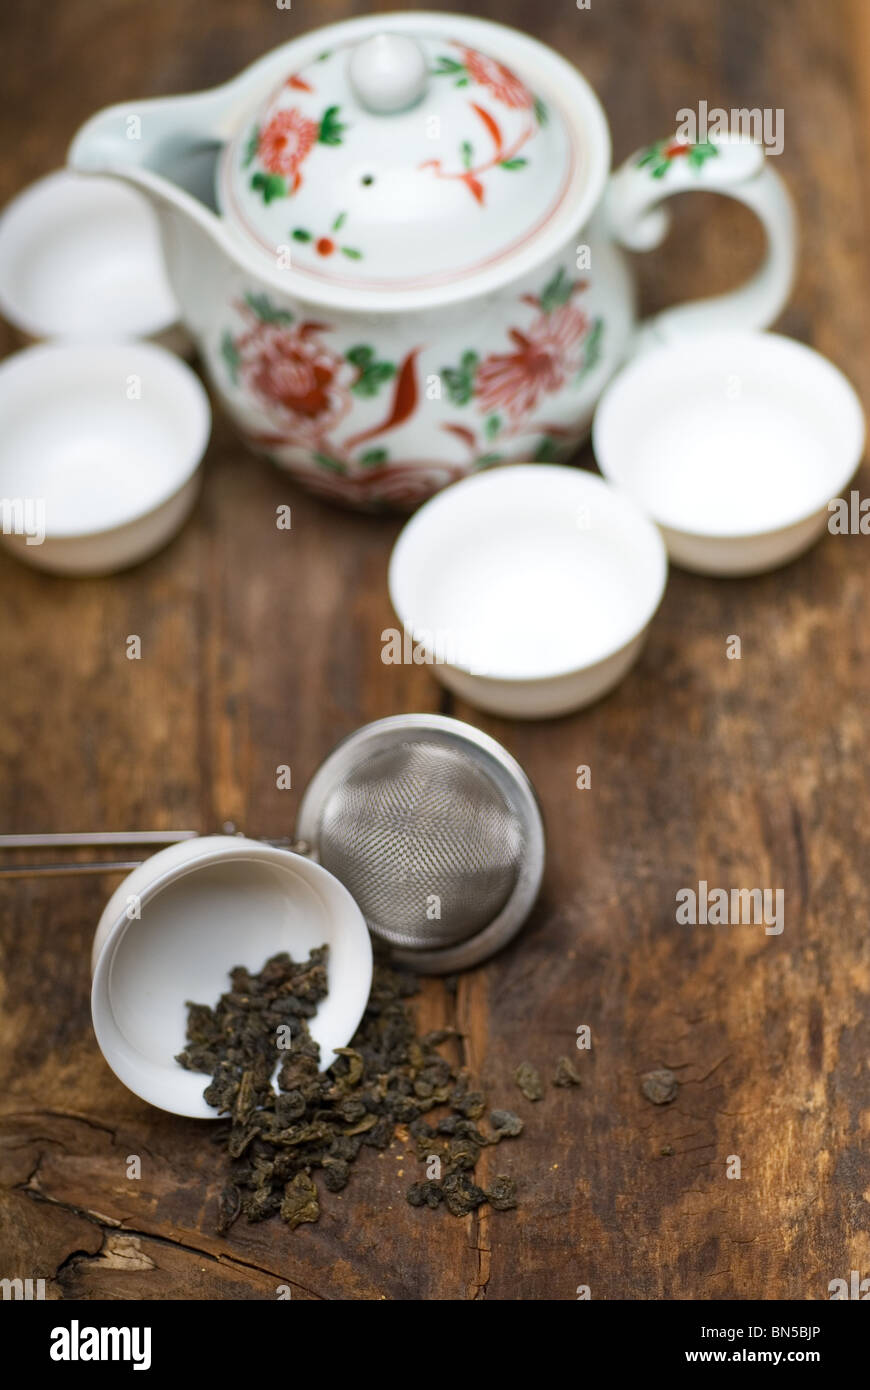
[593, 331, 866, 576]
[91, 836, 373, 1118]
[389, 464, 668, 718]
[0, 341, 210, 575]
[0, 169, 181, 345]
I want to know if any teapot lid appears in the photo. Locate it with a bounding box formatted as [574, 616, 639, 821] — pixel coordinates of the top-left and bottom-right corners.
[217, 15, 608, 297]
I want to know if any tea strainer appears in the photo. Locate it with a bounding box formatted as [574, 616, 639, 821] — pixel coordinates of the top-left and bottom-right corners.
[296, 714, 545, 973]
[0, 715, 545, 975]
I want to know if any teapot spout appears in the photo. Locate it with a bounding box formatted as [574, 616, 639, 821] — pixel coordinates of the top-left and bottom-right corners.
[69, 89, 229, 214]
[69, 89, 244, 346]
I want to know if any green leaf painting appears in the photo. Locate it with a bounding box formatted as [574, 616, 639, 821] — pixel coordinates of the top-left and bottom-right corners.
[346, 345, 397, 398]
[539, 266, 574, 314]
[442, 351, 480, 407]
[319, 106, 346, 146]
[251, 171, 287, 203]
[244, 293, 294, 325]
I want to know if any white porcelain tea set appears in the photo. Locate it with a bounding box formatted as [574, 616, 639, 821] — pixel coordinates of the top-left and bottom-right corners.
[0, 12, 864, 1114]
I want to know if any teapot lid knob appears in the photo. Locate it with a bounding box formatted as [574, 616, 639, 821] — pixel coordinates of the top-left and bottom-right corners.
[348, 33, 428, 114]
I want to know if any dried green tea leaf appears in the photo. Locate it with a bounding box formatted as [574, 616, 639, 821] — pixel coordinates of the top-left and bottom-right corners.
[553, 1056, 582, 1088]
[343, 1112, 378, 1137]
[485, 1175, 518, 1211]
[441, 1172, 487, 1217]
[274, 1090, 306, 1124]
[490, 1109, 524, 1138]
[446, 1136, 481, 1171]
[641, 1069, 678, 1105]
[281, 1173, 320, 1229]
[241, 1186, 280, 1224]
[322, 1158, 350, 1192]
[332, 1047, 364, 1087]
[407, 1180, 443, 1209]
[216, 1183, 241, 1234]
[514, 1062, 544, 1101]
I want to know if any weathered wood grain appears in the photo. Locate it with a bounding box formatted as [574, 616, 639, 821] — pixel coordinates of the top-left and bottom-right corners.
[1, 0, 868, 1300]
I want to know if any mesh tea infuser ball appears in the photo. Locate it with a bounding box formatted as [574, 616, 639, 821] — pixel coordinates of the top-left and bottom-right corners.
[295, 714, 545, 973]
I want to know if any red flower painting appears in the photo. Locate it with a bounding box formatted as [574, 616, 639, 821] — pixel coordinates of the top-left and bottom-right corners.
[258, 108, 319, 185]
[474, 302, 591, 424]
[462, 47, 533, 110]
[236, 319, 352, 449]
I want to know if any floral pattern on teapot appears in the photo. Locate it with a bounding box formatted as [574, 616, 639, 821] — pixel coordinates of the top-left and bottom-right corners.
[420, 44, 550, 206]
[242, 41, 549, 211]
[246, 102, 347, 204]
[636, 136, 719, 179]
[217, 265, 604, 509]
[225, 36, 568, 288]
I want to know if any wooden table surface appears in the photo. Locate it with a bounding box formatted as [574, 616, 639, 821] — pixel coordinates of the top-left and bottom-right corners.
[1, 0, 869, 1302]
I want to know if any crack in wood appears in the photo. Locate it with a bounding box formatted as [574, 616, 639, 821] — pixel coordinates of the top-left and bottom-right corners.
[2, 1109, 121, 1139]
[15, 1179, 325, 1296]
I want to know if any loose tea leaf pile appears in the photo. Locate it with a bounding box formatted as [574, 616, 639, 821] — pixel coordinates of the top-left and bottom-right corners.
[176, 948, 525, 1232]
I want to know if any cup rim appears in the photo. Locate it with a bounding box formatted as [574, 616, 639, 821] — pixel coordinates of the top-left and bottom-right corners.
[0, 340, 211, 540]
[90, 838, 373, 1118]
[0, 168, 180, 341]
[593, 330, 867, 541]
[388, 464, 669, 683]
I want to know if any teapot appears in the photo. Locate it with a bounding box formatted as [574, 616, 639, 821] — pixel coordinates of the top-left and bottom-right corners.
[70, 11, 796, 510]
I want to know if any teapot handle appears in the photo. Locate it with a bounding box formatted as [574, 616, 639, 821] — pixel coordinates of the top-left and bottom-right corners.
[605, 135, 796, 349]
